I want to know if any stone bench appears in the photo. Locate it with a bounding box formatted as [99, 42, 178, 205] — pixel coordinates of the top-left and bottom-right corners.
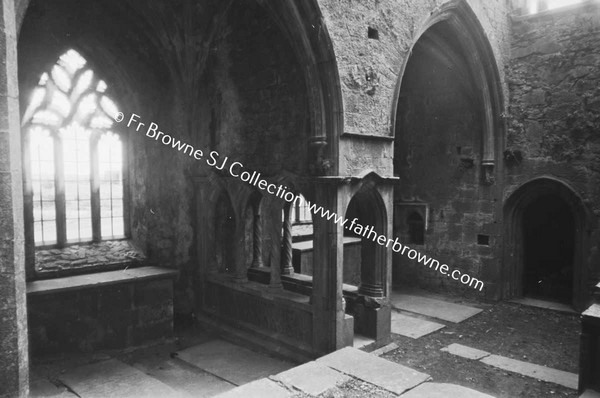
[27, 266, 178, 356]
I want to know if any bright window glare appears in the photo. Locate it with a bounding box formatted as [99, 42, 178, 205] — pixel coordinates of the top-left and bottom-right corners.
[59, 49, 87, 75]
[528, 0, 583, 13]
[548, 0, 582, 9]
[25, 49, 125, 246]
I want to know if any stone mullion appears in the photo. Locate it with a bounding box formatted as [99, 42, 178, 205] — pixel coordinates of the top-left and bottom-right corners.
[90, 133, 101, 241]
[54, 129, 67, 247]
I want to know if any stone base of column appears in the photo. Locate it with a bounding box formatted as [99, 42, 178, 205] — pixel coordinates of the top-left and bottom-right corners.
[358, 283, 384, 298]
[281, 266, 295, 276]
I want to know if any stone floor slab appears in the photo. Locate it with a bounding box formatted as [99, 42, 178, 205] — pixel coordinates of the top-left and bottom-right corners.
[509, 298, 576, 314]
[215, 378, 292, 398]
[401, 382, 495, 398]
[131, 357, 235, 397]
[390, 292, 482, 323]
[391, 312, 445, 338]
[317, 347, 430, 395]
[271, 361, 350, 396]
[59, 358, 181, 398]
[441, 343, 490, 360]
[177, 339, 294, 386]
[480, 355, 578, 390]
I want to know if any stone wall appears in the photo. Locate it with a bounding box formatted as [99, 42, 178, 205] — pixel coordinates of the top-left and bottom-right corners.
[392, 24, 496, 294]
[317, 0, 511, 176]
[201, 1, 309, 175]
[506, 2, 600, 298]
[0, 0, 29, 394]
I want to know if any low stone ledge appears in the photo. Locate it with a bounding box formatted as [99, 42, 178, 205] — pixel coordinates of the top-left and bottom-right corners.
[27, 266, 178, 296]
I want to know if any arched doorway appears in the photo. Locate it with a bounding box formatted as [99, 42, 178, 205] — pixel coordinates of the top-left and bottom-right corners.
[522, 194, 575, 303]
[503, 177, 591, 310]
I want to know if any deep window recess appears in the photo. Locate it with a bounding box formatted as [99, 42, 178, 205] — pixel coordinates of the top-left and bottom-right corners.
[407, 212, 425, 245]
[23, 49, 125, 247]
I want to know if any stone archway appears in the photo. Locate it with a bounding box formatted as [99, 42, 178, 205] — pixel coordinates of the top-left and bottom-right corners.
[390, 0, 504, 295]
[344, 186, 388, 298]
[503, 177, 591, 310]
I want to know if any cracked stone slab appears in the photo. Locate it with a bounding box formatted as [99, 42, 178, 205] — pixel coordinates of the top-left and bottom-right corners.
[271, 361, 350, 396]
[317, 347, 430, 395]
[401, 382, 495, 398]
[391, 312, 445, 339]
[441, 343, 490, 360]
[480, 355, 578, 390]
[215, 378, 292, 398]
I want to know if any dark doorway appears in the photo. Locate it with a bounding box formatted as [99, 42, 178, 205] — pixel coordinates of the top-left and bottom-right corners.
[522, 194, 575, 303]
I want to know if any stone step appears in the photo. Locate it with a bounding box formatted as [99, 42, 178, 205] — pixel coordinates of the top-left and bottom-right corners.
[316, 347, 430, 395]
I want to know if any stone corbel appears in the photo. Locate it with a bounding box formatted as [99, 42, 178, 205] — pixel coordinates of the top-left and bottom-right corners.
[308, 136, 330, 175]
[481, 160, 495, 185]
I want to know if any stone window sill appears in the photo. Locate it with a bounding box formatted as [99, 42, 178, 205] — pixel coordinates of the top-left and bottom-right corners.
[27, 266, 178, 296]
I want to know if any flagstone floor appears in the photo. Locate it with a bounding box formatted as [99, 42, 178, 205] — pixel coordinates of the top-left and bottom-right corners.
[29, 289, 583, 398]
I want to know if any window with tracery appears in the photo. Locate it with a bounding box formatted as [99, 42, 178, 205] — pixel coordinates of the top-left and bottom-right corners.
[23, 49, 125, 246]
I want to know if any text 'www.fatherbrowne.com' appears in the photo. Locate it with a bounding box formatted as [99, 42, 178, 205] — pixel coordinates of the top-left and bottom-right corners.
[114, 112, 485, 292]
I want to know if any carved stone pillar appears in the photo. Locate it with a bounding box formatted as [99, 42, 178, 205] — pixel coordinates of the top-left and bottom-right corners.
[250, 211, 265, 268]
[266, 201, 283, 289]
[281, 204, 294, 275]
